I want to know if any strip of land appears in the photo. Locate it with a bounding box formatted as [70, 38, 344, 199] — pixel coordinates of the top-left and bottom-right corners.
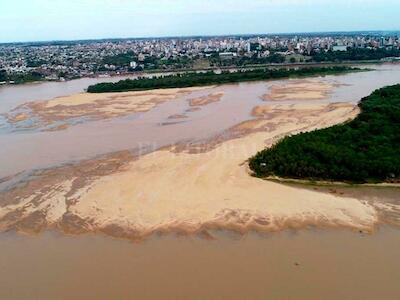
[87, 66, 362, 93]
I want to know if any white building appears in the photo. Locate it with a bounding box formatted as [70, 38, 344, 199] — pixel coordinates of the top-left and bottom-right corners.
[130, 61, 138, 68]
[332, 45, 347, 52]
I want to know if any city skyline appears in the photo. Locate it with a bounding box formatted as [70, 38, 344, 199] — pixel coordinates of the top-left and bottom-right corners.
[1, 0, 400, 43]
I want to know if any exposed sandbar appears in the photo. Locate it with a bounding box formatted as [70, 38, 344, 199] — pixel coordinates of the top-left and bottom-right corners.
[189, 92, 224, 107]
[262, 79, 335, 101]
[0, 101, 383, 240]
[167, 114, 188, 120]
[5, 86, 212, 131]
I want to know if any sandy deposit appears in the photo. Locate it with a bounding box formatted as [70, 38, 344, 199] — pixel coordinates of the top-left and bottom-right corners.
[0, 100, 383, 240]
[5, 86, 212, 131]
[189, 92, 224, 107]
[263, 79, 335, 101]
[167, 114, 188, 120]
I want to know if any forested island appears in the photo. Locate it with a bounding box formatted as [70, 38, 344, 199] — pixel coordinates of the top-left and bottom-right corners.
[87, 66, 360, 93]
[249, 85, 400, 183]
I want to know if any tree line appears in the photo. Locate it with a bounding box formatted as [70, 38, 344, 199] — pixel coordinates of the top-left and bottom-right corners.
[312, 47, 400, 62]
[87, 66, 359, 93]
[0, 69, 44, 83]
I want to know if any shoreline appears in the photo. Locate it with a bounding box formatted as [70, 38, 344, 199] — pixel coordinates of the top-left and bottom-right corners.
[86, 66, 365, 93]
[261, 176, 400, 188]
[0, 60, 395, 88]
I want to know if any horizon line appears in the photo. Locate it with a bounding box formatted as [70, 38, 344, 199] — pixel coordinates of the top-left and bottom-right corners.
[1, 29, 400, 45]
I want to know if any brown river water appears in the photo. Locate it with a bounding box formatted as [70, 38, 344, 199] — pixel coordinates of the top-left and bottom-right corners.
[0, 64, 400, 180]
[1, 228, 400, 300]
[0, 64, 400, 299]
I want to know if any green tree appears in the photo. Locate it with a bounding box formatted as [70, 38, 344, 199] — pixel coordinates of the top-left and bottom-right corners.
[0, 69, 7, 82]
[249, 85, 400, 183]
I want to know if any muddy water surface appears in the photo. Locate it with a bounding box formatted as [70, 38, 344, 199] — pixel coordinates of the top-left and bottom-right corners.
[1, 228, 400, 300]
[0, 84, 267, 178]
[1, 64, 400, 300]
[1, 64, 400, 179]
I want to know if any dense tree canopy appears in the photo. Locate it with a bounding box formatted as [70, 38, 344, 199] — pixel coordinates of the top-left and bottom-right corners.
[0, 70, 44, 84]
[0, 70, 7, 82]
[102, 51, 136, 67]
[87, 66, 359, 93]
[249, 84, 400, 183]
[312, 48, 400, 62]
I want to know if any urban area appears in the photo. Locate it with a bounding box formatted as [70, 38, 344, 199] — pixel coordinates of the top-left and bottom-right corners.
[1, 32, 400, 84]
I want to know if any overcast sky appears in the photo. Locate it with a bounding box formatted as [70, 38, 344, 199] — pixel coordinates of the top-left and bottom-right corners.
[1, 0, 399, 43]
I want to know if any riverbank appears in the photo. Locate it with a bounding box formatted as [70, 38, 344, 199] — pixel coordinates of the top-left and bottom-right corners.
[264, 176, 400, 188]
[0, 60, 387, 87]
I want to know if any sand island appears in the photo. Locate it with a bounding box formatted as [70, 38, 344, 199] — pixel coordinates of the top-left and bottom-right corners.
[0, 66, 399, 241]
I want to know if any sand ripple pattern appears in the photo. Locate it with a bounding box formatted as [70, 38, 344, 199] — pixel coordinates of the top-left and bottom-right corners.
[0, 99, 384, 240]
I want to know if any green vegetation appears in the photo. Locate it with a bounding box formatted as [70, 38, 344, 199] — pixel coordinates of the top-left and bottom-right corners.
[312, 47, 400, 62]
[102, 51, 136, 67]
[100, 52, 194, 71]
[0, 70, 7, 82]
[209, 53, 286, 67]
[9, 72, 44, 84]
[0, 69, 44, 84]
[249, 85, 400, 183]
[98, 47, 400, 73]
[87, 66, 360, 93]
